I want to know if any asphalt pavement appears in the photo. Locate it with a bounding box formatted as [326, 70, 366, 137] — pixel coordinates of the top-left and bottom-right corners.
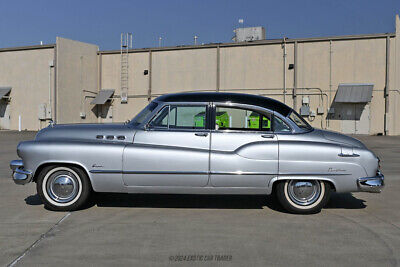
[0, 131, 399, 266]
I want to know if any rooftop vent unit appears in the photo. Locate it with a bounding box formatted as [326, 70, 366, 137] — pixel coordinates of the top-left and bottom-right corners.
[233, 26, 266, 42]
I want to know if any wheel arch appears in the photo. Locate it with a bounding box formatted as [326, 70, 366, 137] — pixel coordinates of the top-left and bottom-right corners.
[33, 161, 92, 189]
[269, 177, 337, 193]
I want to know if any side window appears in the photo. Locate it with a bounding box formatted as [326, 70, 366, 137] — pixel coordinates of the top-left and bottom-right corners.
[149, 105, 207, 130]
[273, 116, 291, 132]
[215, 106, 272, 131]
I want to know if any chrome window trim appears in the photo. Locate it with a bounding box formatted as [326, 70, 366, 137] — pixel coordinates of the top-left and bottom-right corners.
[142, 100, 309, 133]
[211, 102, 294, 134]
[144, 102, 210, 132]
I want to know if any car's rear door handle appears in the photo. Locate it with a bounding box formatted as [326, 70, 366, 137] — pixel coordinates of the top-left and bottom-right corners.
[261, 134, 275, 139]
[195, 132, 209, 137]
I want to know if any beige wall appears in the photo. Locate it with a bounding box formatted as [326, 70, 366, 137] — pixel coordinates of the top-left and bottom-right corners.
[0, 47, 54, 130]
[56, 37, 98, 124]
[389, 15, 400, 135]
[99, 33, 400, 135]
[2, 27, 399, 135]
[152, 48, 217, 94]
[100, 52, 150, 122]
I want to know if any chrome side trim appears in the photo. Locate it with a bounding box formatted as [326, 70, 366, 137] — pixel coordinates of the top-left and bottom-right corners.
[90, 170, 122, 174]
[357, 171, 384, 193]
[338, 153, 360, 157]
[278, 172, 350, 176]
[211, 171, 274, 175]
[90, 170, 274, 175]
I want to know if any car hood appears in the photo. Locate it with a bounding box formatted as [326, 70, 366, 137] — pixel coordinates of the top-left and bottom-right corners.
[314, 129, 366, 148]
[35, 123, 136, 143]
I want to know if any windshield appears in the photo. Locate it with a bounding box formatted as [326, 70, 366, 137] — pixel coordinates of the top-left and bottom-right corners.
[288, 110, 313, 130]
[130, 102, 158, 126]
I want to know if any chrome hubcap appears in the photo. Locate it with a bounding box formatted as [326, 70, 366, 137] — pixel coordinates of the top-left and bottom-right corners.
[287, 180, 321, 206]
[47, 171, 79, 203]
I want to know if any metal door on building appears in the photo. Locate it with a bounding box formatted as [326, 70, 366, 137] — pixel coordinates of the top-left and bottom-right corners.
[340, 103, 370, 134]
[333, 84, 373, 135]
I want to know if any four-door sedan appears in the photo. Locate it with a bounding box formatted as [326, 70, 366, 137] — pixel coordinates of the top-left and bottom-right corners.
[10, 92, 384, 214]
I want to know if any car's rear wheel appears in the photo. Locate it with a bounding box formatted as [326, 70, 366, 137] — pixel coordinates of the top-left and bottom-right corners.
[37, 165, 91, 211]
[276, 180, 331, 214]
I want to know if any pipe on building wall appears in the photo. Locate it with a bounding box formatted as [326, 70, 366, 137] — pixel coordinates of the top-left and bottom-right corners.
[147, 50, 152, 101]
[80, 56, 84, 119]
[384, 36, 390, 135]
[293, 41, 298, 111]
[282, 38, 287, 104]
[48, 62, 52, 116]
[53, 45, 57, 123]
[98, 48, 102, 91]
[216, 45, 220, 91]
[328, 40, 332, 128]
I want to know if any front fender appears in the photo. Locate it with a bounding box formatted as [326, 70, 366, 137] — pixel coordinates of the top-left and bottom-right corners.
[17, 140, 126, 192]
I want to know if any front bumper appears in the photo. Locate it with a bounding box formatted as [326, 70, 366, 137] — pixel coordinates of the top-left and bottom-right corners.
[10, 160, 33, 185]
[357, 171, 384, 193]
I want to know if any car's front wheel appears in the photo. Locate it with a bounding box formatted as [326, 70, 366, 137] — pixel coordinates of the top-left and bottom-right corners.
[37, 165, 92, 211]
[276, 180, 331, 214]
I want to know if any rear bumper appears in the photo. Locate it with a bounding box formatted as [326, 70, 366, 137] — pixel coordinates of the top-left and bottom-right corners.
[10, 160, 33, 185]
[357, 171, 384, 193]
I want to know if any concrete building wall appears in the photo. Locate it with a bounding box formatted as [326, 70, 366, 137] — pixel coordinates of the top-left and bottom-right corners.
[389, 15, 400, 135]
[152, 48, 217, 94]
[99, 32, 400, 135]
[56, 37, 99, 124]
[1, 17, 400, 135]
[100, 52, 150, 122]
[0, 46, 55, 130]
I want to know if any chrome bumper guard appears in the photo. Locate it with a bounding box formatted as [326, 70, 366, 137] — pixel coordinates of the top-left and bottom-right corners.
[10, 160, 33, 185]
[357, 171, 384, 193]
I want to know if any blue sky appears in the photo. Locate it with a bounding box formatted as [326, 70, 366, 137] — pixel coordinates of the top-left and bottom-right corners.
[0, 0, 399, 50]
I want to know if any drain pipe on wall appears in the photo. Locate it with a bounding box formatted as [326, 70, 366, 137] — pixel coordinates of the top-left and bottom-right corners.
[282, 37, 287, 104]
[48, 61, 53, 118]
[384, 36, 390, 135]
[328, 40, 332, 128]
[293, 41, 298, 111]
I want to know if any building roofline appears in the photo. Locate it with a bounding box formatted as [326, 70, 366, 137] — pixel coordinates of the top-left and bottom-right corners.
[98, 32, 395, 55]
[0, 44, 55, 53]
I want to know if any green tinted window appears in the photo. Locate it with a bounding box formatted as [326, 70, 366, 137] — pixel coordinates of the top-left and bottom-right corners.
[215, 107, 271, 131]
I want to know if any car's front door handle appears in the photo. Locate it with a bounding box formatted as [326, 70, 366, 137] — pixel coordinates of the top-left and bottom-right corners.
[261, 134, 275, 139]
[195, 132, 209, 137]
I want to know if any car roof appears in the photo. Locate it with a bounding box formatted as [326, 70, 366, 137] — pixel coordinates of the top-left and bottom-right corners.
[154, 92, 292, 116]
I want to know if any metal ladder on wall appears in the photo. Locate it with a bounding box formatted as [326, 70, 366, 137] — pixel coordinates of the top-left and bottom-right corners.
[120, 33, 132, 103]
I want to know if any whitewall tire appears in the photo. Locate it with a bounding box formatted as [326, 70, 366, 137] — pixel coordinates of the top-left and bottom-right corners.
[37, 165, 92, 211]
[276, 180, 331, 214]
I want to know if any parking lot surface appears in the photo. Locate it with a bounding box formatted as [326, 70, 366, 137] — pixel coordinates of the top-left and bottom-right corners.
[0, 131, 399, 266]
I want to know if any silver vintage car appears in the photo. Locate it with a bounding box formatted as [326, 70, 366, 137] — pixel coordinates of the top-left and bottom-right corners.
[10, 92, 384, 214]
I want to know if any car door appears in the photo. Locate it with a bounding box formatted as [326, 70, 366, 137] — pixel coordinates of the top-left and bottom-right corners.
[210, 104, 278, 188]
[122, 103, 210, 187]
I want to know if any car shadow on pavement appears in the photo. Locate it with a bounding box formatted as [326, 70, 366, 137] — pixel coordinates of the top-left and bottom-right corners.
[95, 193, 275, 210]
[24, 192, 366, 212]
[25, 194, 43, 205]
[325, 193, 367, 209]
